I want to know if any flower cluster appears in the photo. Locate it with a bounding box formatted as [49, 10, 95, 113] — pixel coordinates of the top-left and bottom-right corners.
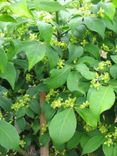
[81, 39, 88, 47]
[77, 3, 93, 17]
[51, 97, 76, 109]
[104, 133, 114, 147]
[46, 89, 58, 101]
[99, 125, 117, 147]
[35, 11, 53, 23]
[101, 44, 110, 52]
[57, 59, 65, 69]
[99, 124, 108, 134]
[83, 124, 94, 132]
[26, 73, 33, 83]
[19, 140, 26, 148]
[29, 33, 38, 40]
[12, 94, 31, 112]
[91, 72, 110, 89]
[51, 97, 63, 109]
[80, 101, 90, 109]
[64, 97, 76, 108]
[51, 40, 67, 48]
[97, 7, 105, 18]
[97, 60, 111, 71]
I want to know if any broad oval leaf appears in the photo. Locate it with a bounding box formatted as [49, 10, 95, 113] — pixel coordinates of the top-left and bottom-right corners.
[110, 65, 117, 79]
[82, 134, 104, 155]
[0, 120, 19, 150]
[111, 55, 117, 64]
[49, 109, 76, 144]
[76, 64, 96, 80]
[68, 44, 83, 62]
[67, 71, 81, 92]
[88, 86, 115, 116]
[10, 0, 32, 18]
[38, 22, 53, 43]
[16, 41, 46, 70]
[34, 0, 65, 12]
[0, 63, 16, 89]
[75, 108, 99, 127]
[84, 17, 105, 38]
[46, 65, 71, 89]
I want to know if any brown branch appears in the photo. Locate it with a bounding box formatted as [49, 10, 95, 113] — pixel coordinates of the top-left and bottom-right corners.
[39, 92, 49, 156]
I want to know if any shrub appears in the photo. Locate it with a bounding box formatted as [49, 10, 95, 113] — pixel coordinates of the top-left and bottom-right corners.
[0, 0, 117, 155]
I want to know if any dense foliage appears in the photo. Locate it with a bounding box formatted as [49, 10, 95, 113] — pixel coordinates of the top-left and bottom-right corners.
[0, 0, 117, 155]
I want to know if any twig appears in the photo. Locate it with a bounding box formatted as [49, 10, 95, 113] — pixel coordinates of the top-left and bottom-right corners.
[39, 92, 49, 156]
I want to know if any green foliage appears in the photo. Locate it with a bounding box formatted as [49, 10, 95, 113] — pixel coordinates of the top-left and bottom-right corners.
[49, 109, 76, 144]
[0, 120, 19, 150]
[0, 0, 117, 155]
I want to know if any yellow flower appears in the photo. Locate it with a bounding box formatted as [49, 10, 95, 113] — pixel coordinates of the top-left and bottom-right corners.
[81, 39, 88, 47]
[29, 33, 37, 40]
[91, 79, 101, 89]
[97, 61, 105, 70]
[57, 59, 65, 69]
[19, 140, 26, 148]
[80, 101, 90, 109]
[46, 89, 58, 101]
[51, 97, 63, 109]
[102, 44, 110, 52]
[99, 124, 108, 134]
[97, 7, 105, 17]
[104, 138, 113, 147]
[64, 97, 76, 108]
[101, 72, 110, 83]
[26, 73, 33, 83]
[84, 124, 93, 132]
[12, 94, 30, 112]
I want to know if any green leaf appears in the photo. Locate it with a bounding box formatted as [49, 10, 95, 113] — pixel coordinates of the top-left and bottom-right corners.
[110, 65, 117, 79]
[0, 15, 16, 22]
[84, 17, 105, 38]
[0, 120, 19, 150]
[103, 144, 117, 156]
[82, 134, 104, 155]
[78, 56, 98, 67]
[88, 86, 115, 116]
[0, 96, 12, 111]
[17, 41, 46, 70]
[49, 109, 76, 144]
[76, 64, 96, 80]
[68, 44, 83, 62]
[15, 117, 26, 133]
[34, 0, 65, 12]
[67, 71, 85, 94]
[103, 3, 116, 20]
[29, 99, 40, 114]
[111, 55, 117, 64]
[46, 46, 59, 69]
[75, 108, 99, 127]
[38, 21, 53, 43]
[10, 0, 32, 18]
[0, 48, 7, 73]
[113, 0, 117, 8]
[46, 65, 71, 89]
[67, 131, 81, 149]
[84, 44, 100, 59]
[0, 63, 16, 89]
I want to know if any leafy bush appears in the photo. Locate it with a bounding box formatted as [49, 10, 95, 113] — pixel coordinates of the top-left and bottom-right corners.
[0, 0, 117, 155]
